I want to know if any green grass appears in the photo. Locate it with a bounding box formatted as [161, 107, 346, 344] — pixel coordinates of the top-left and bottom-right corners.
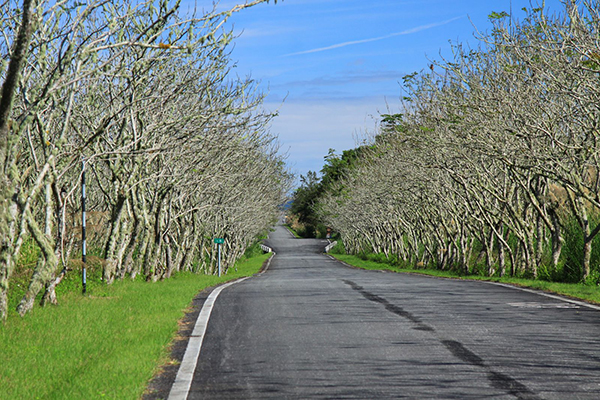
[285, 224, 302, 238]
[331, 254, 600, 305]
[0, 252, 272, 400]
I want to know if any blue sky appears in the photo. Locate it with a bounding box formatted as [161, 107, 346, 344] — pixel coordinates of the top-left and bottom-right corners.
[192, 0, 564, 182]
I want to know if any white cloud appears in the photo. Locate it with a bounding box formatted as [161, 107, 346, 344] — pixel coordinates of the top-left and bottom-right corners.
[273, 70, 404, 89]
[234, 25, 302, 39]
[265, 96, 402, 180]
[282, 16, 463, 57]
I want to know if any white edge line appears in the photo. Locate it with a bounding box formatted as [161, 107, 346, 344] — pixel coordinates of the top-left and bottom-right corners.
[482, 281, 600, 311]
[284, 225, 297, 238]
[258, 252, 276, 275]
[327, 254, 355, 269]
[168, 252, 277, 400]
[327, 255, 600, 311]
[167, 277, 250, 400]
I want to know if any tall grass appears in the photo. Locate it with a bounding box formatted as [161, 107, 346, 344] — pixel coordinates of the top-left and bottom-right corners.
[0, 252, 271, 399]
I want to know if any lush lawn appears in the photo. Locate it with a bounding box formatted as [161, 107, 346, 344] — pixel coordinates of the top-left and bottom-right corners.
[331, 254, 600, 305]
[0, 253, 271, 400]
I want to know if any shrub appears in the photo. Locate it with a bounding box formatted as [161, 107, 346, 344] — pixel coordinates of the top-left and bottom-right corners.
[328, 240, 346, 255]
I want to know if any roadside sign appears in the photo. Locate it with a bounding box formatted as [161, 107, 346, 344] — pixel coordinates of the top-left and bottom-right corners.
[214, 238, 224, 276]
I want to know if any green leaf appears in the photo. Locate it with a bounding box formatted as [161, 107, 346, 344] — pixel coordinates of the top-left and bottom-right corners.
[488, 11, 510, 20]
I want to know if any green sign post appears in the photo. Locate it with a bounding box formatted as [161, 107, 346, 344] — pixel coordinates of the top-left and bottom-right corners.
[214, 238, 224, 276]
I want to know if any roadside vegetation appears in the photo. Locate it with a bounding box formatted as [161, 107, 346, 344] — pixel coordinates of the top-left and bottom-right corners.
[284, 223, 302, 239]
[329, 253, 600, 305]
[0, 0, 290, 322]
[0, 250, 271, 399]
[290, 148, 364, 238]
[292, 2, 600, 294]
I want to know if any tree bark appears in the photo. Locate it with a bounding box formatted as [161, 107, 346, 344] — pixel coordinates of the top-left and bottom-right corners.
[17, 183, 55, 315]
[103, 191, 127, 284]
[16, 206, 59, 316]
[549, 207, 563, 270]
[0, 0, 37, 321]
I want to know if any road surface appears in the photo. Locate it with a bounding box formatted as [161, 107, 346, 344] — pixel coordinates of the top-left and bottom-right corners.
[181, 225, 600, 399]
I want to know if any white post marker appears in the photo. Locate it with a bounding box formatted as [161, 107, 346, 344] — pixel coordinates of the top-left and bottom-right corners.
[214, 238, 224, 277]
[81, 157, 87, 294]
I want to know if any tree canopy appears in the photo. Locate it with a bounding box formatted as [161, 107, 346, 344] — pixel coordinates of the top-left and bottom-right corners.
[314, 2, 600, 284]
[0, 0, 291, 320]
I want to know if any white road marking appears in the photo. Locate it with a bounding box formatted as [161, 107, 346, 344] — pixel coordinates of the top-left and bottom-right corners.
[284, 225, 297, 238]
[484, 281, 600, 311]
[167, 277, 249, 400]
[507, 301, 580, 309]
[168, 252, 275, 400]
[259, 253, 275, 275]
[327, 255, 600, 311]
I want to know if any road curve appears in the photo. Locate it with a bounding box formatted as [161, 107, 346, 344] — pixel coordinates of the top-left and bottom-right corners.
[182, 225, 600, 399]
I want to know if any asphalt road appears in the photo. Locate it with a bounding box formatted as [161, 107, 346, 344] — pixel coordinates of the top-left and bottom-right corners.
[184, 225, 600, 399]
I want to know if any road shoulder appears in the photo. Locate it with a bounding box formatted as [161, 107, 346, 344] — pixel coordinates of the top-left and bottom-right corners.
[143, 254, 274, 400]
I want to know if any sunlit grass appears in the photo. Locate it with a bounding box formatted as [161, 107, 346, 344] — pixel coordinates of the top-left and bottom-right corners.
[285, 224, 302, 238]
[331, 254, 600, 305]
[0, 253, 271, 400]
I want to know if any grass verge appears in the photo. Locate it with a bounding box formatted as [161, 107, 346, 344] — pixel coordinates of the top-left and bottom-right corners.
[0, 252, 271, 400]
[331, 254, 600, 305]
[285, 224, 302, 238]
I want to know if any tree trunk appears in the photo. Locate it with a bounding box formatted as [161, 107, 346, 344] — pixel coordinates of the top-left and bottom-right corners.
[41, 267, 67, 306]
[164, 234, 174, 279]
[41, 226, 73, 307]
[536, 213, 544, 267]
[173, 220, 192, 271]
[120, 199, 141, 279]
[524, 235, 536, 278]
[498, 237, 506, 277]
[549, 207, 563, 270]
[103, 192, 127, 284]
[113, 218, 130, 280]
[17, 257, 45, 315]
[485, 229, 495, 277]
[0, 0, 37, 322]
[18, 183, 56, 315]
[580, 202, 592, 281]
[179, 220, 200, 272]
[0, 199, 18, 321]
[460, 231, 469, 274]
[570, 196, 593, 282]
[16, 207, 59, 316]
